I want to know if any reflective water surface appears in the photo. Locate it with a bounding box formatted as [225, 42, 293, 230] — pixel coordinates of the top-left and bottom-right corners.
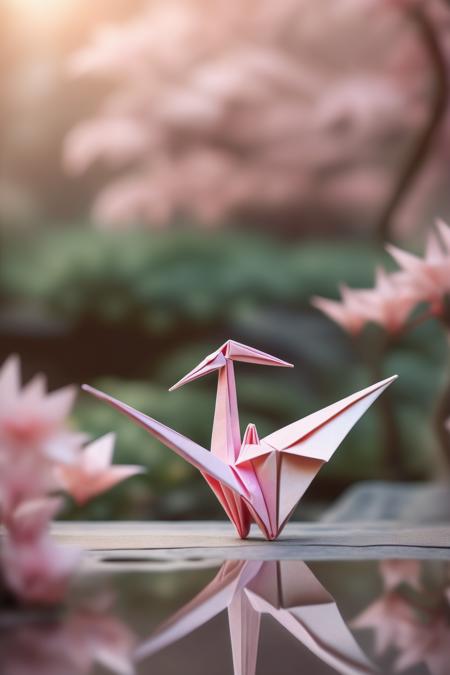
[1, 558, 449, 675]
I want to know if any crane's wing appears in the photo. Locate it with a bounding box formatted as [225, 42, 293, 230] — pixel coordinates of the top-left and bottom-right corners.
[245, 561, 376, 675]
[262, 376, 397, 462]
[82, 385, 246, 497]
[251, 376, 397, 533]
[135, 560, 257, 661]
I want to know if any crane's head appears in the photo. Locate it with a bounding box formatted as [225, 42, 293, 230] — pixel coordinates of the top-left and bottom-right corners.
[169, 339, 293, 391]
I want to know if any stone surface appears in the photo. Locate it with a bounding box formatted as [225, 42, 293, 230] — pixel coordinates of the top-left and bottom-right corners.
[47, 520, 450, 564]
[2, 482, 448, 569]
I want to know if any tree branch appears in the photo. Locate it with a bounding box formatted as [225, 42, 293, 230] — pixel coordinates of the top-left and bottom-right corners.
[376, 6, 449, 243]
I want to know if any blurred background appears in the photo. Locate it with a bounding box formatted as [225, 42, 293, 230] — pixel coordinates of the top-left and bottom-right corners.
[1, 0, 450, 522]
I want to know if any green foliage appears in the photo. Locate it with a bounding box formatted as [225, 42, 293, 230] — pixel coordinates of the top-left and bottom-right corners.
[0, 227, 379, 330]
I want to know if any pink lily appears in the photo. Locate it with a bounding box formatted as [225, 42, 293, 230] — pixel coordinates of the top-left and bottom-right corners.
[379, 559, 422, 591]
[352, 591, 418, 657]
[394, 613, 450, 675]
[355, 268, 419, 333]
[55, 433, 144, 506]
[353, 560, 450, 675]
[386, 219, 450, 314]
[311, 284, 371, 335]
[0, 355, 83, 463]
[2, 498, 79, 605]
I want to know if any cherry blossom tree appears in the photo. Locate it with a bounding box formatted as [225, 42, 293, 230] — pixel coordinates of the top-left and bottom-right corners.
[64, 0, 450, 235]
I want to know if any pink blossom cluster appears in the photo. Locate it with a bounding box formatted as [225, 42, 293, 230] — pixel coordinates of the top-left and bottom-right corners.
[312, 219, 450, 335]
[0, 356, 143, 605]
[353, 560, 450, 675]
[63, 0, 429, 228]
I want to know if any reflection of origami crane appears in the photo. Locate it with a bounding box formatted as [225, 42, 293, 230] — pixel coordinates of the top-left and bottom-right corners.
[134, 559, 376, 675]
[83, 340, 396, 539]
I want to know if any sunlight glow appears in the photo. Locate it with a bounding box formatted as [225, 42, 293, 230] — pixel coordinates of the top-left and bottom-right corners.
[6, 0, 77, 24]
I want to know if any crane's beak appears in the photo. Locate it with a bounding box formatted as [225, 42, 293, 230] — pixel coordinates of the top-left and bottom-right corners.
[169, 350, 227, 391]
[169, 340, 293, 391]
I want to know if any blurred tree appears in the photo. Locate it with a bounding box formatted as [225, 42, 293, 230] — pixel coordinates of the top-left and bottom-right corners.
[63, 0, 442, 237]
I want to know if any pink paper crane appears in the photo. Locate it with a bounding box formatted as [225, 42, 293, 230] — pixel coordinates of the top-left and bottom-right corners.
[134, 559, 376, 675]
[83, 340, 396, 540]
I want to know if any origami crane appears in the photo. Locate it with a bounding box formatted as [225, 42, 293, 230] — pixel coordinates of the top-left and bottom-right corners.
[83, 340, 396, 540]
[134, 559, 376, 675]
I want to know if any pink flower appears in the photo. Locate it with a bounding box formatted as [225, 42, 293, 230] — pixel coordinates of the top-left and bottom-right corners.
[313, 218, 450, 336]
[379, 559, 422, 591]
[0, 355, 86, 519]
[311, 284, 370, 335]
[355, 267, 418, 333]
[0, 356, 145, 607]
[352, 591, 418, 656]
[0, 355, 82, 463]
[2, 499, 79, 605]
[0, 451, 57, 518]
[387, 219, 450, 314]
[353, 560, 450, 675]
[3, 495, 61, 539]
[394, 613, 450, 675]
[55, 433, 144, 505]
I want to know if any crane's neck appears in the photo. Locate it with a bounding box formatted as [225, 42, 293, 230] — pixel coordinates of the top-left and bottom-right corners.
[211, 360, 241, 463]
